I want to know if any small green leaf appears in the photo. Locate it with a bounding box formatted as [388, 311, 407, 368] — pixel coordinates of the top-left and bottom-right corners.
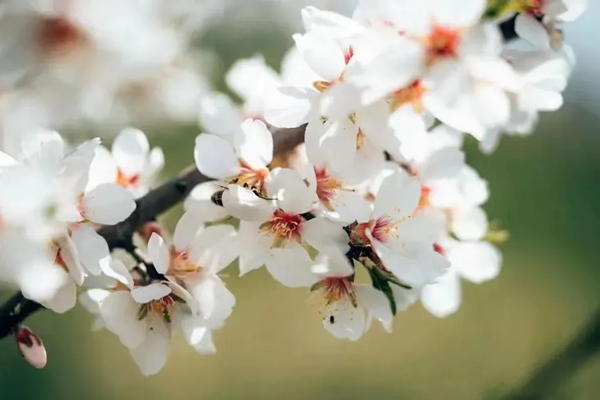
[368, 268, 397, 316]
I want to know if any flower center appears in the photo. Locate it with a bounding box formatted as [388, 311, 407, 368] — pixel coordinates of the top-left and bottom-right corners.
[370, 216, 397, 243]
[38, 17, 85, 57]
[229, 165, 269, 197]
[116, 169, 139, 189]
[425, 26, 462, 66]
[419, 185, 431, 210]
[433, 242, 445, 256]
[259, 210, 303, 248]
[322, 277, 354, 304]
[353, 216, 397, 244]
[314, 167, 342, 211]
[526, 0, 545, 16]
[168, 247, 201, 281]
[390, 80, 426, 113]
[138, 294, 176, 323]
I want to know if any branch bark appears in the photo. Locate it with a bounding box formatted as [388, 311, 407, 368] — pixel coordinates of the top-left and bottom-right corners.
[0, 124, 306, 340]
[502, 309, 600, 399]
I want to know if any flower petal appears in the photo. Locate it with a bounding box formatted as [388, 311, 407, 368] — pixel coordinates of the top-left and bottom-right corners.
[70, 225, 110, 276]
[112, 128, 150, 177]
[194, 134, 240, 180]
[450, 242, 502, 284]
[100, 291, 146, 348]
[222, 185, 275, 222]
[373, 170, 421, 220]
[83, 184, 136, 225]
[302, 217, 349, 253]
[265, 245, 318, 288]
[266, 168, 317, 215]
[129, 318, 171, 376]
[234, 119, 273, 170]
[421, 270, 462, 318]
[131, 283, 172, 304]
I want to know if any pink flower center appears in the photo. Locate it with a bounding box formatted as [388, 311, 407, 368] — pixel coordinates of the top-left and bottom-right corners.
[313, 46, 354, 93]
[390, 80, 426, 112]
[433, 242, 445, 256]
[354, 216, 396, 244]
[419, 185, 431, 210]
[38, 17, 85, 57]
[230, 164, 269, 197]
[168, 247, 201, 281]
[116, 169, 139, 189]
[425, 26, 462, 66]
[526, 0, 545, 16]
[260, 210, 303, 247]
[322, 277, 353, 303]
[314, 167, 342, 211]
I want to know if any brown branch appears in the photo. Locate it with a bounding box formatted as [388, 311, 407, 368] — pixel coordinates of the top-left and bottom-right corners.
[0, 15, 524, 344]
[0, 124, 306, 341]
[502, 309, 600, 399]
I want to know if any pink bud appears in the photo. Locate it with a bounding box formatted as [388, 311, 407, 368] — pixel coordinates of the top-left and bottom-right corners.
[14, 326, 47, 369]
[137, 221, 167, 244]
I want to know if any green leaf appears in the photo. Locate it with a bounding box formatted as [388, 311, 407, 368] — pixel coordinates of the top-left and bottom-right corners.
[368, 268, 397, 316]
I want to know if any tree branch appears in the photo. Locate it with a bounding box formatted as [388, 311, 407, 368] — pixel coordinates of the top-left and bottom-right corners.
[502, 309, 600, 399]
[0, 14, 523, 344]
[0, 124, 306, 340]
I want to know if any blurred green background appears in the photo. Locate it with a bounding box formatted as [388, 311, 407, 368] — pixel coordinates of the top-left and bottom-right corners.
[1, 2, 600, 399]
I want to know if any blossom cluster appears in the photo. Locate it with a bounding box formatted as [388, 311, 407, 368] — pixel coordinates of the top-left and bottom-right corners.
[0, 0, 586, 375]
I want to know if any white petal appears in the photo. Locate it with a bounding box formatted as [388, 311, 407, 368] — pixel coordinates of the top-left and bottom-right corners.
[56, 235, 85, 286]
[264, 86, 317, 128]
[101, 259, 134, 288]
[43, 279, 77, 314]
[222, 185, 275, 222]
[131, 283, 172, 304]
[451, 207, 488, 241]
[311, 246, 354, 278]
[172, 211, 202, 250]
[198, 92, 240, 137]
[373, 171, 421, 220]
[194, 134, 240, 180]
[421, 271, 462, 318]
[20, 129, 64, 166]
[450, 242, 502, 284]
[86, 146, 118, 192]
[112, 128, 150, 177]
[100, 291, 146, 348]
[238, 221, 271, 275]
[189, 275, 236, 325]
[192, 225, 239, 273]
[184, 181, 230, 222]
[322, 301, 365, 341]
[265, 245, 318, 288]
[129, 318, 171, 376]
[266, 168, 317, 215]
[317, 118, 358, 174]
[355, 284, 393, 333]
[301, 6, 365, 38]
[234, 119, 273, 170]
[372, 240, 448, 289]
[79, 289, 111, 314]
[302, 217, 349, 253]
[0, 151, 17, 166]
[515, 13, 550, 50]
[83, 184, 136, 225]
[293, 32, 346, 81]
[420, 147, 465, 181]
[70, 225, 110, 276]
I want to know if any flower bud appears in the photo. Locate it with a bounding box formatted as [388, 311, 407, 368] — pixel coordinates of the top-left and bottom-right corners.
[14, 326, 47, 369]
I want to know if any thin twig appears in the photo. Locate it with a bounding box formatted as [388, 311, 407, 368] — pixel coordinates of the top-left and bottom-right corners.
[502, 309, 600, 399]
[0, 124, 306, 340]
[0, 15, 523, 343]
